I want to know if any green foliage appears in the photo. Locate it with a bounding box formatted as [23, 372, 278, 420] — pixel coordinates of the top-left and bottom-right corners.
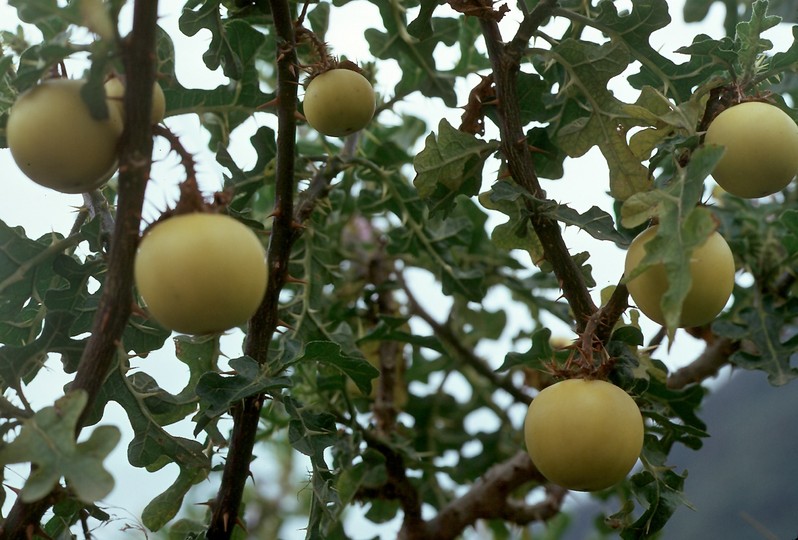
[0, 391, 119, 503]
[414, 119, 494, 216]
[2, 0, 798, 539]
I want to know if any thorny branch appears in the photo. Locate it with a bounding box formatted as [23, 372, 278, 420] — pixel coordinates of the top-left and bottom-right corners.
[475, 0, 600, 335]
[0, 0, 160, 537]
[206, 4, 361, 536]
[364, 3, 570, 539]
[206, 0, 299, 536]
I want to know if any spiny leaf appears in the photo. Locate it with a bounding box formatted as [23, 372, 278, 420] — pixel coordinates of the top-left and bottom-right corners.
[381, 172, 489, 301]
[195, 355, 292, 424]
[549, 38, 650, 200]
[683, 0, 714, 23]
[0, 311, 84, 389]
[282, 395, 338, 460]
[366, 4, 460, 106]
[8, 0, 72, 39]
[336, 449, 388, 506]
[625, 86, 707, 160]
[479, 181, 544, 263]
[298, 340, 379, 396]
[552, 204, 628, 245]
[622, 463, 689, 538]
[156, 26, 272, 150]
[180, 0, 265, 80]
[736, 0, 781, 82]
[497, 327, 554, 372]
[0, 221, 71, 320]
[594, 0, 718, 102]
[85, 360, 210, 530]
[413, 119, 494, 217]
[714, 297, 798, 385]
[759, 25, 798, 94]
[483, 180, 627, 247]
[141, 466, 208, 531]
[0, 391, 120, 503]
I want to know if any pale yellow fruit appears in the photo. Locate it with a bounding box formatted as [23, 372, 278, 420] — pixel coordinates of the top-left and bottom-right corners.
[134, 213, 268, 335]
[705, 101, 798, 198]
[524, 379, 644, 492]
[7, 78, 123, 193]
[105, 76, 166, 125]
[303, 69, 375, 137]
[625, 226, 735, 327]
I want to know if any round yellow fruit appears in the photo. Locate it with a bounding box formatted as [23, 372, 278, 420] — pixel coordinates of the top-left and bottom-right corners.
[134, 213, 268, 335]
[704, 101, 798, 198]
[625, 226, 735, 328]
[524, 379, 644, 492]
[303, 68, 375, 137]
[7, 78, 123, 193]
[104, 76, 166, 125]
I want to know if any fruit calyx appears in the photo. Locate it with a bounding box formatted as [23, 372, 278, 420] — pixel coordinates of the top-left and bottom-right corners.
[303, 58, 367, 88]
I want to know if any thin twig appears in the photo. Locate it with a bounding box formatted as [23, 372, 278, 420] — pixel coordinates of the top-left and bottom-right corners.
[401, 273, 531, 405]
[507, 0, 559, 61]
[594, 281, 630, 345]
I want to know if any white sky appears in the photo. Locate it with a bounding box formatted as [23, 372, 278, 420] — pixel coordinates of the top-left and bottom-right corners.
[1, 1, 795, 538]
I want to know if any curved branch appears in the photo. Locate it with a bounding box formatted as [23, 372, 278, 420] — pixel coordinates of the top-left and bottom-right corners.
[594, 281, 630, 345]
[71, 0, 158, 421]
[417, 451, 550, 540]
[667, 336, 737, 389]
[508, 0, 559, 61]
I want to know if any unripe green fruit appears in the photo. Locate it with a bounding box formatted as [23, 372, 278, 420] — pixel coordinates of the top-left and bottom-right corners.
[705, 101, 798, 198]
[625, 226, 735, 327]
[303, 69, 375, 137]
[7, 78, 123, 193]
